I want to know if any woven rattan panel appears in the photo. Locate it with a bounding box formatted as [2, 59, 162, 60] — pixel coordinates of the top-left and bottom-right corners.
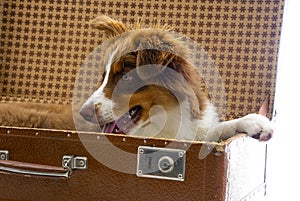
[0, 0, 283, 120]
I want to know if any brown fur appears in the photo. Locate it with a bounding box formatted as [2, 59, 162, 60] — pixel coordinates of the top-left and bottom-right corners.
[0, 102, 101, 131]
[0, 103, 74, 130]
[90, 15, 129, 39]
[94, 16, 208, 121]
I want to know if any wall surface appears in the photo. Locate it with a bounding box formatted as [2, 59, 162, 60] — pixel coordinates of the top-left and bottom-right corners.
[267, 0, 300, 200]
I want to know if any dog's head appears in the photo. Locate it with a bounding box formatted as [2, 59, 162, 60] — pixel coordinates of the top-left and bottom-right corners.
[79, 15, 208, 137]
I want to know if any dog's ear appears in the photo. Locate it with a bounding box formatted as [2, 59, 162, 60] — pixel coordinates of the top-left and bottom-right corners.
[136, 49, 176, 80]
[90, 15, 128, 39]
[136, 49, 207, 118]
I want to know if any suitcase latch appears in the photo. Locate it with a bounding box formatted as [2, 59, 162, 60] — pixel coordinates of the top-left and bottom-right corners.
[136, 146, 186, 181]
[62, 155, 88, 170]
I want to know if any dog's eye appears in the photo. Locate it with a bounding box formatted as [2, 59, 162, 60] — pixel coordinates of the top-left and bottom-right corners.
[122, 74, 132, 81]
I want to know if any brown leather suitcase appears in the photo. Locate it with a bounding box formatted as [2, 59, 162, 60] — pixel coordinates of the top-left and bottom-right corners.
[0, 0, 284, 200]
[0, 128, 267, 201]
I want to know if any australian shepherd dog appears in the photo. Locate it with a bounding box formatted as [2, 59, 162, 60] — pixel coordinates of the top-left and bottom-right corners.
[0, 15, 273, 142]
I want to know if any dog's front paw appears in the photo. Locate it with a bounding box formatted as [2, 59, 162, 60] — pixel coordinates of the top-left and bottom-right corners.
[237, 114, 273, 141]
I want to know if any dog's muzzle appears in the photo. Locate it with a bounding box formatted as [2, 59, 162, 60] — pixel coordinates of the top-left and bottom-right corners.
[80, 102, 115, 125]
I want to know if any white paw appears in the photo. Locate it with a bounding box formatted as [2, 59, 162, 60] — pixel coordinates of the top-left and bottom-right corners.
[237, 114, 274, 141]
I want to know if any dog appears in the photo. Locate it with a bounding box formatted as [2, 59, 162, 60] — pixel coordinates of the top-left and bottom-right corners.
[0, 15, 273, 142]
[79, 15, 273, 141]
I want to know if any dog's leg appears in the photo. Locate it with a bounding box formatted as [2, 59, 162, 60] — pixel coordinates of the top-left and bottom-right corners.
[208, 113, 273, 142]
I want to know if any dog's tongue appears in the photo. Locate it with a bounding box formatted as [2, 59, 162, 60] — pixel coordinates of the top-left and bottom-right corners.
[101, 122, 118, 133]
[101, 106, 142, 134]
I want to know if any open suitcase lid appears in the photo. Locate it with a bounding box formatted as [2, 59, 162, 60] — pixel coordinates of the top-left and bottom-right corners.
[0, 0, 284, 120]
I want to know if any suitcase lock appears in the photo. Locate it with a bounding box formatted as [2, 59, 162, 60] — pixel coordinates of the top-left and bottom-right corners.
[136, 146, 186, 181]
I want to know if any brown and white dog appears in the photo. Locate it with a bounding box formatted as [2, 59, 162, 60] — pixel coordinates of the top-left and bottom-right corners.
[78, 15, 273, 141]
[0, 15, 273, 142]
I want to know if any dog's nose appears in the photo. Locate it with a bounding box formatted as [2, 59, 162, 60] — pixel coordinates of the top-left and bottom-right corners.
[79, 102, 98, 124]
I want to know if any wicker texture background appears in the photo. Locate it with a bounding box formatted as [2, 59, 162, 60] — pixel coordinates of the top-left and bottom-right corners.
[0, 0, 284, 120]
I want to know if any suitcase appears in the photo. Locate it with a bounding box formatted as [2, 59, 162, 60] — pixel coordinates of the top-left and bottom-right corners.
[0, 0, 284, 200]
[0, 129, 267, 201]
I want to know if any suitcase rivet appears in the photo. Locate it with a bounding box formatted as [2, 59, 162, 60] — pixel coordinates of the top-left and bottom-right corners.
[67, 134, 71, 138]
[178, 152, 184, 157]
[143, 139, 147, 144]
[0, 153, 6, 160]
[63, 159, 69, 166]
[122, 138, 126, 142]
[35, 132, 39, 136]
[6, 130, 10, 134]
[178, 174, 183, 179]
[79, 160, 85, 167]
[0, 150, 9, 160]
[97, 135, 101, 140]
[139, 149, 144, 154]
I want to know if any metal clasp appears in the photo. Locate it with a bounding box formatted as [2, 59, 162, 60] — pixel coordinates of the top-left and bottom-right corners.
[62, 155, 88, 170]
[137, 146, 186, 181]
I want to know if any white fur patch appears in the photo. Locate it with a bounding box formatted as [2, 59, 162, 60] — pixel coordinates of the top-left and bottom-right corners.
[129, 99, 201, 140]
[237, 113, 274, 141]
[81, 48, 119, 124]
[99, 47, 118, 92]
[196, 102, 220, 141]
